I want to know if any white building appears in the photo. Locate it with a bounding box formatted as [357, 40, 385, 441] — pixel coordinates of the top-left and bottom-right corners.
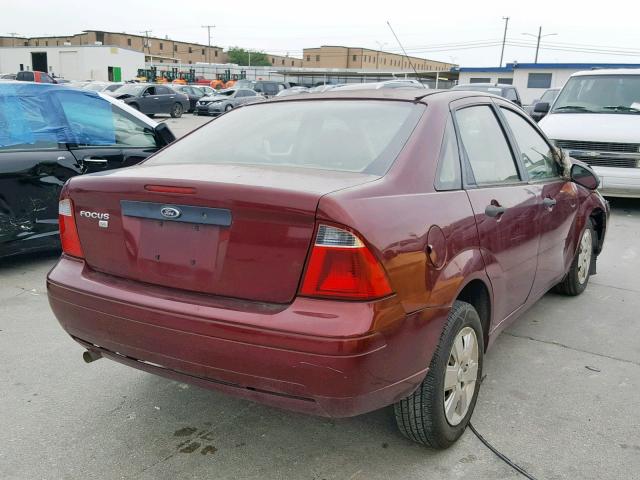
[0, 45, 145, 81]
[457, 62, 640, 105]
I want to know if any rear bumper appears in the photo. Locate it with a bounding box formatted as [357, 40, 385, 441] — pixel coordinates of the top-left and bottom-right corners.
[592, 166, 640, 198]
[47, 256, 448, 417]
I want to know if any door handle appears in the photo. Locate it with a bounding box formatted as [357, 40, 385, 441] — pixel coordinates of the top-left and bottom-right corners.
[82, 157, 108, 164]
[485, 203, 507, 218]
[543, 197, 557, 208]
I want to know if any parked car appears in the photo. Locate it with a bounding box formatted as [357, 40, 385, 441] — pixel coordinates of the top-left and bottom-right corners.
[275, 86, 309, 97]
[108, 83, 189, 118]
[195, 88, 264, 115]
[309, 84, 345, 93]
[16, 70, 57, 83]
[194, 85, 217, 96]
[452, 83, 522, 106]
[234, 80, 287, 98]
[0, 82, 175, 259]
[0, 73, 17, 80]
[539, 69, 640, 198]
[47, 89, 608, 448]
[83, 82, 123, 93]
[527, 88, 560, 122]
[169, 85, 205, 112]
[334, 79, 426, 91]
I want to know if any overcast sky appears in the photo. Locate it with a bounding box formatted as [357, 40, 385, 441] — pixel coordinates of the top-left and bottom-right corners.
[4, 0, 640, 67]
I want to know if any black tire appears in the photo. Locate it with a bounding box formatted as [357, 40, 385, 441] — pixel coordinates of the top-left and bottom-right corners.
[224, 104, 233, 112]
[554, 218, 595, 296]
[170, 103, 184, 118]
[394, 300, 483, 449]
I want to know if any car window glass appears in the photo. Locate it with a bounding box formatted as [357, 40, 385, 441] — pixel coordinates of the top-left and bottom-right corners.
[435, 115, 462, 190]
[456, 105, 519, 185]
[500, 108, 558, 180]
[505, 89, 518, 101]
[0, 91, 60, 150]
[111, 105, 157, 148]
[244, 90, 256, 97]
[144, 87, 156, 96]
[55, 90, 118, 146]
[156, 86, 171, 95]
[147, 100, 423, 175]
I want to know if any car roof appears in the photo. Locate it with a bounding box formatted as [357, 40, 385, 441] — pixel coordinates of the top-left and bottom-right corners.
[454, 83, 514, 88]
[571, 68, 640, 77]
[267, 88, 506, 106]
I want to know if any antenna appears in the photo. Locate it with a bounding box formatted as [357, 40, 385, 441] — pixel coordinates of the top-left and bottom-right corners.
[386, 21, 426, 89]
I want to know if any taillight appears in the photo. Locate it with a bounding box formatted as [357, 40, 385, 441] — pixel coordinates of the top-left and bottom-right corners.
[299, 224, 393, 300]
[58, 198, 84, 258]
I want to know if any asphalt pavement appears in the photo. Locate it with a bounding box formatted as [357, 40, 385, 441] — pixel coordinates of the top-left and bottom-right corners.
[0, 114, 638, 479]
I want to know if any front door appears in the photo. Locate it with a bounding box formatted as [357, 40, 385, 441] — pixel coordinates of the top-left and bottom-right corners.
[454, 101, 540, 323]
[496, 105, 579, 296]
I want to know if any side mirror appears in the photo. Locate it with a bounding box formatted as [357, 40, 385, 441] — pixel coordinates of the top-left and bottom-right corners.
[571, 163, 600, 190]
[154, 123, 176, 147]
[534, 102, 550, 114]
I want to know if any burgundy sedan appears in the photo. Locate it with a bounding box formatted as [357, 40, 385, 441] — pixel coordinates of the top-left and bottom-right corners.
[47, 89, 608, 448]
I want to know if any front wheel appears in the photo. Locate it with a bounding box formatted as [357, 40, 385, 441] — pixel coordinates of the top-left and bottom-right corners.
[554, 218, 595, 296]
[170, 103, 184, 118]
[224, 104, 233, 112]
[394, 301, 483, 449]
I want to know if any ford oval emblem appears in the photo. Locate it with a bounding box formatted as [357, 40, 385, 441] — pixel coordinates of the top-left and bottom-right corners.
[160, 206, 181, 219]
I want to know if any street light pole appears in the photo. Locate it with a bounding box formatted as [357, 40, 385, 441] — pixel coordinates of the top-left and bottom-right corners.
[522, 27, 558, 63]
[499, 16, 509, 67]
[201, 25, 215, 64]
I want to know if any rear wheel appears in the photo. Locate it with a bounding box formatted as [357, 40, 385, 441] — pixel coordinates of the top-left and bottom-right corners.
[170, 103, 184, 118]
[554, 219, 595, 296]
[394, 301, 483, 449]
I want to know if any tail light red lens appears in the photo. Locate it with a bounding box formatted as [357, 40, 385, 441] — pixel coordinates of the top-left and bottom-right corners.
[300, 224, 393, 300]
[58, 198, 84, 258]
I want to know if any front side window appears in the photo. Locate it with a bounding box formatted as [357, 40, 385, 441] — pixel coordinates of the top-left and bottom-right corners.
[55, 91, 155, 148]
[147, 100, 423, 175]
[500, 108, 558, 180]
[456, 105, 519, 185]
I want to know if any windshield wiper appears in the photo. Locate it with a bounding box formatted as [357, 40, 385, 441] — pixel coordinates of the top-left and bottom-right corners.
[554, 105, 594, 112]
[602, 105, 640, 113]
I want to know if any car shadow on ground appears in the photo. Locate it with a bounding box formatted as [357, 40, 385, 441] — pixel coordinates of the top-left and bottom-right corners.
[0, 249, 60, 271]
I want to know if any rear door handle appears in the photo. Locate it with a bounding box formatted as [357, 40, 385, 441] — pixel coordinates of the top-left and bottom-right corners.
[485, 204, 507, 217]
[83, 157, 108, 164]
[543, 197, 557, 208]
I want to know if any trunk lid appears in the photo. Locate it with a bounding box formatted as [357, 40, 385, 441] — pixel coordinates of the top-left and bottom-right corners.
[68, 164, 377, 303]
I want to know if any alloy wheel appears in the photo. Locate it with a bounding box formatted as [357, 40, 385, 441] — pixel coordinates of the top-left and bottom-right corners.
[577, 228, 592, 285]
[443, 326, 479, 426]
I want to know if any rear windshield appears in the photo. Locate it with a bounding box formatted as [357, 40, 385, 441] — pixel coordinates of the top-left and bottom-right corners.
[147, 100, 423, 174]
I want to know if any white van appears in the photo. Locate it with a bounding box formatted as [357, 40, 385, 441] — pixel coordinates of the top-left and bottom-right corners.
[539, 69, 640, 197]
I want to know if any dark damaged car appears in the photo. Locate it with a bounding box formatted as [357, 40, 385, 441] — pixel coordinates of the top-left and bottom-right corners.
[0, 82, 175, 259]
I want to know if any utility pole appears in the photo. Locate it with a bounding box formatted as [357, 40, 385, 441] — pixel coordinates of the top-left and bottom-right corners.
[201, 25, 215, 64]
[248, 50, 251, 67]
[522, 27, 558, 63]
[375, 41, 387, 70]
[140, 30, 152, 57]
[499, 16, 509, 67]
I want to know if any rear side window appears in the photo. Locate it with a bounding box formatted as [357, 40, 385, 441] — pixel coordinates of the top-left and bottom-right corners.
[17, 71, 34, 81]
[456, 105, 519, 185]
[147, 100, 423, 175]
[435, 116, 462, 190]
[500, 108, 558, 180]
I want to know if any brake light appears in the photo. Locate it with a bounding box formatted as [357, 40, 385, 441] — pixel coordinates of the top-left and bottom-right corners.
[300, 224, 393, 300]
[58, 198, 84, 258]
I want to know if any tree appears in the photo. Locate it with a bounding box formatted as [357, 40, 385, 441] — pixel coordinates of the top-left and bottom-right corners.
[227, 47, 271, 67]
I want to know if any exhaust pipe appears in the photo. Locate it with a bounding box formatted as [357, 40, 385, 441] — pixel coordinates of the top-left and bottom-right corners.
[83, 350, 102, 363]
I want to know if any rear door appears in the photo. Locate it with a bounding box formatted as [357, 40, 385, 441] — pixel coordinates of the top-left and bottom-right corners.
[497, 103, 579, 296]
[453, 98, 540, 323]
[53, 89, 162, 172]
[0, 88, 79, 254]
